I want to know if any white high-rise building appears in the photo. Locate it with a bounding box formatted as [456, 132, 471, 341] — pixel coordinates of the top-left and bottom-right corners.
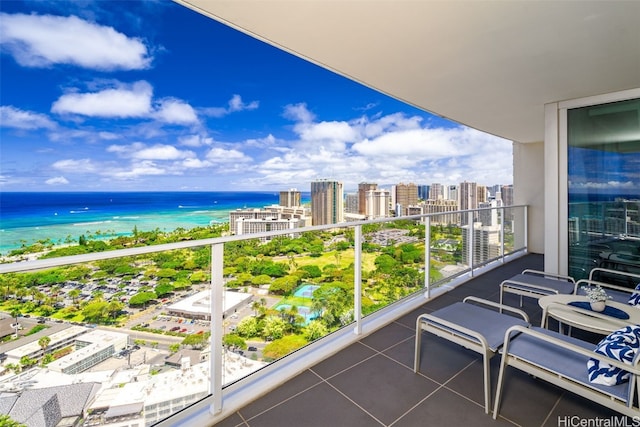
[365, 189, 391, 219]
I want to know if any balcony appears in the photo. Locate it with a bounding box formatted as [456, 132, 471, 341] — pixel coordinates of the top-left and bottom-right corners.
[211, 252, 621, 427]
[0, 205, 623, 426]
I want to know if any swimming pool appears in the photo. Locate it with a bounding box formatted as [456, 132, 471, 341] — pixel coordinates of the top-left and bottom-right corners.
[293, 284, 320, 298]
[275, 304, 317, 325]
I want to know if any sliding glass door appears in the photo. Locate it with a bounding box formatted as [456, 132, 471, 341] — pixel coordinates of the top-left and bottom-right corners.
[566, 97, 640, 284]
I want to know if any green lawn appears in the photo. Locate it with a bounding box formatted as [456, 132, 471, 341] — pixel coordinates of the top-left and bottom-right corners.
[292, 249, 377, 272]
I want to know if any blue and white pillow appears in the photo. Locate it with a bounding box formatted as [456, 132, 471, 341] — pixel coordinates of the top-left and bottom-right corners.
[587, 325, 640, 386]
[628, 283, 640, 307]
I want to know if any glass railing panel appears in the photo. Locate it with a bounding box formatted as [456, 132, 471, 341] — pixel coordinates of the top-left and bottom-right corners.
[0, 245, 216, 426]
[0, 206, 527, 426]
[506, 205, 527, 256]
[428, 214, 467, 287]
[358, 218, 426, 316]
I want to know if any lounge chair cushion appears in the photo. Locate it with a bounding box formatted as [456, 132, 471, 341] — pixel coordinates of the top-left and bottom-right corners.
[587, 325, 640, 386]
[425, 302, 529, 352]
[627, 283, 640, 307]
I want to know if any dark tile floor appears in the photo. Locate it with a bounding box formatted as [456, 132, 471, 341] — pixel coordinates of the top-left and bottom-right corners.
[215, 254, 630, 427]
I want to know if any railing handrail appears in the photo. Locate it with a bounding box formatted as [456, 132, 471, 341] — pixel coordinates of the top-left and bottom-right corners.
[0, 204, 528, 274]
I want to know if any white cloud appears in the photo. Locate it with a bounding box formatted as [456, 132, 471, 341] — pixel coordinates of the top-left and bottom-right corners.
[179, 135, 213, 147]
[107, 143, 194, 161]
[51, 81, 153, 118]
[283, 103, 315, 123]
[133, 144, 195, 161]
[50, 81, 200, 126]
[181, 158, 212, 168]
[0, 13, 151, 70]
[52, 158, 98, 173]
[201, 94, 259, 118]
[107, 160, 167, 179]
[205, 147, 252, 163]
[228, 94, 259, 112]
[248, 109, 513, 189]
[154, 99, 199, 124]
[0, 106, 56, 129]
[297, 121, 356, 144]
[45, 176, 69, 185]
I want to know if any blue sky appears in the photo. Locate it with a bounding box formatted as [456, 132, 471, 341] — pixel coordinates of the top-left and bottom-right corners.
[0, 0, 513, 192]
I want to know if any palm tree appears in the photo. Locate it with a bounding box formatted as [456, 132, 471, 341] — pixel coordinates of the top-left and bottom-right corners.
[10, 307, 21, 338]
[68, 289, 80, 306]
[38, 336, 51, 355]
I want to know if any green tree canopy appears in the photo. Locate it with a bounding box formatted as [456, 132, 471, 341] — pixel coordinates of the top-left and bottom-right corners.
[182, 333, 207, 349]
[235, 316, 261, 338]
[156, 268, 178, 279]
[262, 334, 307, 360]
[81, 300, 109, 323]
[304, 320, 329, 341]
[262, 316, 288, 340]
[128, 291, 157, 307]
[269, 275, 299, 295]
[299, 265, 322, 278]
[223, 333, 246, 350]
[154, 283, 175, 297]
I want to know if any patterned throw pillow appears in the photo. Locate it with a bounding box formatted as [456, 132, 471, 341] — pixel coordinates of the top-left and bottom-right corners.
[628, 283, 640, 307]
[587, 325, 640, 386]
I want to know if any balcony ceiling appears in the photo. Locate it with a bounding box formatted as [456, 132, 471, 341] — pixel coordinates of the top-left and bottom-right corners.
[176, 1, 639, 144]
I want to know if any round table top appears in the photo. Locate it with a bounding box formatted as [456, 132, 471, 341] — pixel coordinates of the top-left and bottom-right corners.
[538, 294, 640, 335]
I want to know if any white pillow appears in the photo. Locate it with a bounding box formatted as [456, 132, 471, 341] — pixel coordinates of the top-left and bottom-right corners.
[587, 325, 640, 386]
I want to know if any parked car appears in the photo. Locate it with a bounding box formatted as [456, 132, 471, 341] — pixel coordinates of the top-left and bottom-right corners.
[247, 346, 257, 352]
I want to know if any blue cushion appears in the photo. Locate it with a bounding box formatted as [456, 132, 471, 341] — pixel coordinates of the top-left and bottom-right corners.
[627, 283, 640, 307]
[587, 325, 640, 386]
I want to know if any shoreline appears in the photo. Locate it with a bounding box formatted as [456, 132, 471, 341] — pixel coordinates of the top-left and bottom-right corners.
[0, 191, 289, 256]
[0, 221, 230, 261]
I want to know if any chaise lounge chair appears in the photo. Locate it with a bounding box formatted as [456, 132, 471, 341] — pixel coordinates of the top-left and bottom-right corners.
[493, 325, 640, 419]
[414, 296, 530, 414]
[499, 269, 576, 308]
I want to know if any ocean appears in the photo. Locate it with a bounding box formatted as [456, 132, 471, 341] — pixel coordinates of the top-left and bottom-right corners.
[0, 191, 301, 255]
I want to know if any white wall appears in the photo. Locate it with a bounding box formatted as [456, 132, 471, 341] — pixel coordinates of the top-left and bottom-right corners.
[513, 140, 545, 255]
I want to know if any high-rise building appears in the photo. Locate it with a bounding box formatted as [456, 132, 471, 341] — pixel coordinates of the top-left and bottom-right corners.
[446, 184, 458, 201]
[395, 183, 418, 216]
[345, 193, 359, 214]
[234, 217, 305, 242]
[279, 189, 301, 207]
[461, 223, 501, 265]
[478, 200, 499, 226]
[459, 181, 478, 225]
[365, 189, 391, 219]
[423, 199, 459, 224]
[501, 185, 514, 206]
[417, 185, 430, 200]
[477, 185, 488, 204]
[429, 183, 444, 200]
[311, 179, 344, 225]
[358, 183, 377, 215]
[489, 184, 502, 199]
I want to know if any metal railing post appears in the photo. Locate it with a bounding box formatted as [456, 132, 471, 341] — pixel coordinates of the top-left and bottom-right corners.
[210, 243, 224, 415]
[424, 216, 431, 299]
[467, 210, 475, 276]
[353, 225, 362, 335]
[500, 207, 505, 263]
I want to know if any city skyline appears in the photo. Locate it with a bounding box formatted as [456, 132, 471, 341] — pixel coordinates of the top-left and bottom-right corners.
[0, 1, 513, 193]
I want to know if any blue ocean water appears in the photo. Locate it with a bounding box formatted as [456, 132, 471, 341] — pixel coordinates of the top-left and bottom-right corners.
[0, 192, 297, 255]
